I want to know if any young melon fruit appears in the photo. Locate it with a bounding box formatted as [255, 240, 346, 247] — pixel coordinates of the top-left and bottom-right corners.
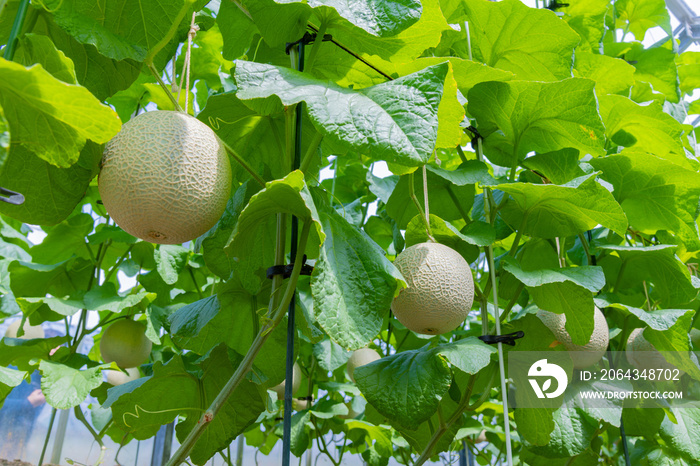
[100, 320, 152, 368]
[391, 242, 474, 335]
[105, 367, 141, 386]
[4, 320, 44, 339]
[271, 362, 302, 399]
[99, 111, 232, 244]
[346, 347, 382, 383]
[537, 306, 609, 369]
[626, 328, 680, 373]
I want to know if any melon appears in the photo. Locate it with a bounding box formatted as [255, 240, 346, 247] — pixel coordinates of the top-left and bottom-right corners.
[346, 347, 382, 383]
[100, 320, 152, 368]
[105, 367, 141, 386]
[292, 398, 309, 411]
[4, 320, 44, 339]
[99, 110, 232, 244]
[271, 362, 302, 399]
[626, 328, 680, 373]
[537, 306, 609, 369]
[391, 242, 474, 335]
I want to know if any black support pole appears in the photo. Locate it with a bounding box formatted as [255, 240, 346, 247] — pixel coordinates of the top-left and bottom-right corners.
[281, 39, 305, 466]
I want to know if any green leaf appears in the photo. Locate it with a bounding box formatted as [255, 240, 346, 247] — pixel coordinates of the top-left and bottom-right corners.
[616, 0, 672, 41]
[678, 52, 700, 95]
[573, 51, 635, 95]
[644, 310, 700, 381]
[106, 347, 265, 465]
[313, 338, 351, 372]
[354, 346, 452, 429]
[241, 0, 310, 48]
[83, 283, 152, 313]
[590, 151, 700, 251]
[234, 61, 448, 167]
[289, 410, 311, 457]
[9, 258, 93, 301]
[502, 257, 604, 344]
[311, 189, 404, 350]
[404, 215, 478, 263]
[0, 336, 69, 372]
[601, 301, 691, 332]
[40, 0, 196, 66]
[435, 337, 495, 374]
[522, 148, 585, 185]
[15, 33, 77, 84]
[33, 13, 142, 101]
[659, 407, 700, 462]
[0, 58, 121, 168]
[599, 244, 698, 307]
[0, 365, 25, 408]
[458, 0, 580, 81]
[598, 94, 687, 167]
[530, 401, 601, 458]
[385, 162, 487, 228]
[39, 360, 106, 409]
[467, 79, 605, 169]
[225, 171, 324, 294]
[29, 213, 93, 264]
[560, 0, 609, 51]
[218, 0, 257, 60]
[0, 103, 7, 170]
[17, 295, 84, 318]
[498, 174, 628, 238]
[155, 245, 189, 285]
[630, 439, 693, 465]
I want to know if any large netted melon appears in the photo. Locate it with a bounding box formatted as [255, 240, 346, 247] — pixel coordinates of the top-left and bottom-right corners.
[538, 306, 609, 369]
[626, 328, 680, 373]
[99, 111, 232, 244]
[391, 242, 474, 335]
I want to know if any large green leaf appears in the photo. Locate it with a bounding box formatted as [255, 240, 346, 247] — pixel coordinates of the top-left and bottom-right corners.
[598, 94, 687, 167]
[0, 336, 69, 372]
[106, 347, 265, 465]
[40, 0, 196, 66]
[573, 51, 635, 95]
[0, 365, 25, 408]
[457, 0, 579, 81]
[0, 59, 120, 168]
[497, 174, 628, 238]
[468, 79, 605, 169]
[404, 214, 492, 263]
[502, 257, 605, 345]
[678, 52, 700, 95]
[435, 337, 495, 375]
[616, 0, 672, 41]
[354, 345, 452, 429]
[560, 0, 609, 51]
[598, 245, 698, 307]
[644, 310, 700, 381]
[14, 33, 77, 84]
[155, 245, 189, 285]
[218, 0, 257, 60]
[234, 60, 448, 167]
[659, 407, 700, 462]
[39, 360, 106, 409]
[311, 189, 404, 350]
[0, 142, 101, 225]
[590, 151, 700, 251]
[29, 213, 93, 264]
[225, 171, 324, 293]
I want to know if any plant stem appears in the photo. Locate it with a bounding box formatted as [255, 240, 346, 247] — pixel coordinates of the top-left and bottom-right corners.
[508, 213, 528, 257]
[577, 233, 592, 265]
[38, 407, 57, 466]
[2, 0, 30, 60]
[455, 145, 469, 164]
[73, 406, 105, 451]
[103, 245, 134, 284]
[145, 0, 195, 65]
[218, 138, 267, 187]
[304, 22, 327, 72]
[446, 185, 470, 225]
[165, 221, 312, 466]
[148, 63, 183, 111]
[613, 261, 627, 293]
[299, 132, 324, 174]
[408, 171, 434, 240]
[500, 283, 525, 322]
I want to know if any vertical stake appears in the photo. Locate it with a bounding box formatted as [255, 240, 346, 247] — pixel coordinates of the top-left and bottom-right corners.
[282, 38, 305, 466]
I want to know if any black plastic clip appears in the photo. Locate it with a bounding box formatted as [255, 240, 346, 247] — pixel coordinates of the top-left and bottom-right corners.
[466, 125, 482, 146]
[285, 32, 318, 55]
[546, 0, 569, 10]
[478, 331, 525, 346]
[0, 187, 24, 205]
[267, 255, 314, 280]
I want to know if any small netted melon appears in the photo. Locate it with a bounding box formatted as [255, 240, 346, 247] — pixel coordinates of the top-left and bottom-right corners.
[100, 320, 152, 368]
[391, 242, 474, 335]
[99, 111, 231, 244]
[346, 347, 381, 383]
[626, 328, 680, 373]
[105, 367, 141, 386]
[271, 362, 302, 399]
[538, 306, 609, 369]
[4, 320, 44, 339]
